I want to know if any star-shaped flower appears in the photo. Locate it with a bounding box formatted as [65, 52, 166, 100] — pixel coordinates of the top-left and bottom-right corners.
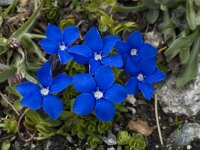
[15, 61, 72, 120]
[72, 66, 127, 122]
[115, 31, 158, 66]
[124, 58, 166, 100]
[39, 24, 91, 64]
[70, 27, 123, 75]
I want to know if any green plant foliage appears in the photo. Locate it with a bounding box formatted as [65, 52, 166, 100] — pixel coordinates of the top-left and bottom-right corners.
[24, 110, 61, 137]
[44, 0, 59, 21]
[0, 142, 10, 150]
[59, 19, 75, 30]
[1, 118, 18, 133]
[117, 131, 132, 145]
[129, 134, 146, 150]
[58, 111, 112, 148]
[175, 36, 200, 87]
[117, 131, 146, 150]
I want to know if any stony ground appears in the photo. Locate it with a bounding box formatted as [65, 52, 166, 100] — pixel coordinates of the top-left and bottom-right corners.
[1, 0, 200, 150]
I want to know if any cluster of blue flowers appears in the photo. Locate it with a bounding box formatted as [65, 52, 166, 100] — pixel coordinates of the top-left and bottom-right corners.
[15, 24, 166, 122]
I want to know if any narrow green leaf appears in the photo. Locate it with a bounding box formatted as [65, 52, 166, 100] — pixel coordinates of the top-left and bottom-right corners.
[10, 1, 44, 40]
[194, 0, 200, 7]
[146, 9, 159, 24]
[196, 10, 200, 25]
[186, 0, 197, 30]
[21, 35, 46, 62]
[0, 67, 17, 83]
[165, 29, 199, 61]
[112, 3, 145, 13]
[179, 47, 190, 64]
[0, 0, 19, 26]
[176, 36, 200, 87]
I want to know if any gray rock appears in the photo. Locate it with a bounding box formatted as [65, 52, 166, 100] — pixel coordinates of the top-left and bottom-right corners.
[126, 95, 136, 106]
[107, 147, 115, 150]
[156, 73, 200, 116]
[168, 123, 200, 146]
[0, 0, 14, 6]
[103, 131, 117, 146]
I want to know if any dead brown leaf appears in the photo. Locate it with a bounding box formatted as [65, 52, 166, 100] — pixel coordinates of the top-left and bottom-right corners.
[128, 120, 157, 136]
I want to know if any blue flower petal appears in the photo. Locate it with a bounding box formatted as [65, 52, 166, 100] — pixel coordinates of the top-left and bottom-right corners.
[102, 35, 120, 56]
[45, 24, 62, 42]
[126, 31, 143, 49]
[63, 26, 80, 45]
[89, 59, 102, 75]
[101, 55, 123, 68]
[73, 93, 95, 115]
[58, 50, 73, 64]
[49, 74, 72, 93]
[68, 45, 91, 57]
[125, 57, 141, 76]
[131, 55, 142, 63]
[139, 43, 158, 58]
[15, 81, 40, 97]
[95, 66, 114, 91]
[43, 95, 63, 120]
[115, 41, 131, 54]
[39, 38, 59, 54]
[20, 90, 42, 110]
[146, 68, 166, 83]
[138, 82, 154, 100]
[124, 77, 138, 94]
[84, 27, 103, 52]
[73, 73, 96, 93]
[105, 83, 127, 104]
[36, 61, 53, 87]
[140, 58, 156, 76]
[95, 99, 115, 122]
[71, 53, 90, 64]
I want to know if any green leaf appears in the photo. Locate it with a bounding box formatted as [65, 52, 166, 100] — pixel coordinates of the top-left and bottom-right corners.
[165, 29, 199, 61]
[176, 36, 200, 87]
[146, 9, 159, 24]
[195, 10, 200, 25]
[10, 1, 44, 40]
[25, 110, 42, 126]
[179, 47, 190, 64]
[4, 119, 18, 133]
[1, 142, 10, 150]
[100, 0, 116, 8]
[0, 67, 17, 83]
[21, 35, 46, 62]
[0, 0, 19, 26]
[112, 3, 145, 13]
[117, 131, 132, 145]
[186, 0, 197, 30]
[194, 0, 200, 7]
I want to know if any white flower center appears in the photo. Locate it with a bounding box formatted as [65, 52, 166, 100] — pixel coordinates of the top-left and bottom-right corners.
[137, 73, 144, 81]
[94, 54, 102, 61]
[130, 49, 137, 56]
[94, 91, 103, 99]
[40, 88, 49, 96]
[59, 44, 66, 51]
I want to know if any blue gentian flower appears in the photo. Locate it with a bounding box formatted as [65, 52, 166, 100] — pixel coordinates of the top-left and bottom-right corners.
[69, 27, 123, 75]
[124, 57, 166, 100]
[72, 66, 127, 122]
[39, 24, 91, 64]
[115, 31, 158, 65]
[15, 61, 72, 120]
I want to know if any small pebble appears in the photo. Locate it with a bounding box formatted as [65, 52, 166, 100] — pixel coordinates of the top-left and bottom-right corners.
[107, 147, 115, 150]
[187, 145, 192, 150]
[31, 144, 36, 149]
